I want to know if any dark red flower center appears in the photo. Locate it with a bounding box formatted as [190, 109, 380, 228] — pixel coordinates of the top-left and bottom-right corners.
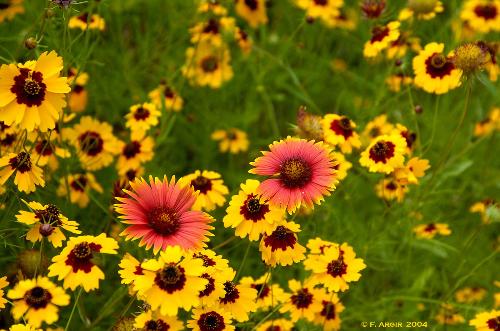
[240, 194, 270, 222]
[199, 273, 216, 297]
[1, 133, 16, 147]
[425, 53, 455, 78]
[424, 223, 436, 233]
[252, 283, 270, 299]
[291, 288, 313, 308]
[400, 130, 416, 149]
[9, 152, 32, 173]
[474, 4, 497, 20]
[198, 311, 225, 331]
[123, 141, 141, 159]
[313, 0, 328, 5]
[201, 56, 219, 73]
[73, 85, 85, 93]
[280, 158, 312, 188]
[78, 131, 104, 156]
[361, 0, 386, 19]
[65, 241, 102, 273]
[11, 69, 47, 107]
[385, 181, 397, 191]
[330, 117, 354, 139]
[0, 3, 11, 9]
[163, 86, 175, 98]
[220, 281, 240, 304]
[35, 139, 55, 156]
[266, 327, 281, 331]
[203, 19, 220, 34]
[191, 175, 212, 194]
[35, 204, 62, 236]
[321, 301, 336, 320]
[370, 26, 390, 43]
[154, 264, 186, 293]
[263, 226, 297, 251]
[70, 175, 88, 192]
[369, 140, 395, 163]
[487, 317, 500, 331]
[77, 13, 95, 23]
[134, 107, 150, 120]
[24, 286, 52, 309]
[327, 257, 347, 277]
[134, 265, 144, 275]
[148, 207, 180, 235]
[145, 319, 169, 331]
[244, 0, 258, 10]
[193, 253, 216, 267]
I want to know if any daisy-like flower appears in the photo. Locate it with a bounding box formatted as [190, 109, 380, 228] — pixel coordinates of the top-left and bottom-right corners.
[56, 172, 103, 208]
[235, 0, 268, 28]
[363, 21, 400, 58]
[68, 13, 105, 31]
[235, 28, 253, 55]
[331, 152, 352, 181]
[189, 17, 236, 46]
[250, 137, 338, 213]
[197, 0, 228, 16]
[259, 221, 306, 267]
[0, 276, 8, 309]
[322, 114, 361, 154]
[455, 287, 487, 303]
[116, 130, 154, 176]
[179, 170, 229, 211]
[115, 176, 214, 253]
[30, 137, 70, 170]
[280, 279, 323, 322]
[118, 253, 143, 289]
[470, 199, 498, 224]
[16, 201, 81, 247]
[0, 51, 70, 132]
[7, 277, 69, 328]
[240, 274, 287, 310]
[375, 178, 408, 202]
[218, 272, 258, 322]
[256, 319, 294, 331]
[0, 0, 24, 22]
[63, 116, 121, 171]
[295, 0, 343, 26]
[0, 151, 45, 193]
[304, 242, 366, 292]
[188, 306, 234, 331]
[313, 291, 344, 331]
[148, 83, 183, 112]
[211, 128, 249, 154]
[460, 0, 500, 33]
[413, 43, 462, 94]
[295, 106, 323, 141]
[399, 0, 444, 21]
[307, 237, 335, 254]
[361, 114, 394, 145]
[48, 234, 119, 292]
[132, 246, 208, 316]
[435, 304, 465, 325]
[386, 73, 413, 92]
[394, 157, 430, 185]
[223, 179, 284, 241]
[474, 108, 500, 137]
[2, 324, 41, 331]
[469, 310, 500, 330]
[385, 32, 421, 60]
[134, 309, 184, 331]
[413, 223, 451, 239]
[67, 67, 89, 113]
[125, 102, 161, 132]
[182, 41, 234, 89]
[359, 134, 406, 174]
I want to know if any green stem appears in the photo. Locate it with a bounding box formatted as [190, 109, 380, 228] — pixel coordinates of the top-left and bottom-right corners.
[65, 288, 83, 331]
[235, 241, 252, 280]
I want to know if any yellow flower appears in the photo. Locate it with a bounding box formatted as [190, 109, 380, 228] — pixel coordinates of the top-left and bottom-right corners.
[218, 272, 257, 322]
[322, 114, 361, 153]
[399, 0, 444, 21]
[118, 253, 143, 288]
[474, 107, 500, 137]
[313, 291, 344, 331]
[0, 151, 44, 193]
[295, 0, 343, 27]
[361, 114, 394, 145]
[48, 234, 118, 292]
[56, 173, 103, 208]
[0, 276, 8, 310]
[179, 170, 229, 211]
[469, 310, 500, 330]
[412, 43, 462, 95]
[359, 134, 406, 174]
[259, 221, 306, 267]
[189, 17, 236, 46]
[16, 201, 81, 247]
[331, 152, 351, 181]
[63, 116, 121, 171]
[386, 32, 421, 60]
[470, 199, 498, 224]
[7, 277, 70, 328]
[191, 251, 232, 307]
[455, 287, 487, 303]
[304, 242, 366, 292]
[125, 102, 161, 132]
[197, 0, 228, 16]
[133, 246, 207, 316]
[375, 178, 408, 202]
[386, 74, 413, 92]
[460, 0, 500, 34]
[188, 306, 235, 331]
[363, 21, 400, 58]
[211, 128, 249, 154]
[30, 136, 70, 171]
[239, 274, 287, 310]
[148, 83, 183, 112]
[0, 51, 70, 132]
[134, 309, 184, 331]
[223, 179, 284, 241]
[182, 41, 234, 89]
[413, 223, 451, 239]
[0, 0, 24, 23]
[394, 157, 430, 185]
[307, 237, 336, 254]
[116, 130, 154, 176]
[435, 304, 465, 325]
[235, 0, 268, 28]
[2, 324, 41, 331]
[256, 319, 294, 331]
[280, 279, 323, 322]
[235, 28, 253, 55]
[68, 13, 105, 31]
